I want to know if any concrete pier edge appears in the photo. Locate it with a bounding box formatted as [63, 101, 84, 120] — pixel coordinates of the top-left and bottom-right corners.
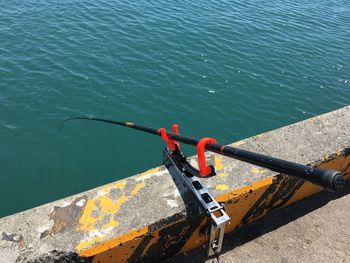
[0, 106, 349, 263]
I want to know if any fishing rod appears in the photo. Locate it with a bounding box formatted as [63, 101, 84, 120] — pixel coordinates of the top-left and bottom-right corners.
[61, 116, 345, 192]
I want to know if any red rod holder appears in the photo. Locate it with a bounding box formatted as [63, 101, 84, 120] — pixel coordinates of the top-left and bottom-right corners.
[197, 137, 217, 177]
[158, 124, 180, 151]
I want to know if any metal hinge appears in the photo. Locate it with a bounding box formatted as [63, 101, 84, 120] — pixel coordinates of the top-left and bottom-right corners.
[163, 148, 230, 258]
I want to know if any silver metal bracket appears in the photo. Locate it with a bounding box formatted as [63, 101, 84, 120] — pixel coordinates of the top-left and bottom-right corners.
[163, 148, 230, 257]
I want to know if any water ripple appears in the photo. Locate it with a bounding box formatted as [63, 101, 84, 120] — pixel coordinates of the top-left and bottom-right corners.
[0, 0, 349, 216]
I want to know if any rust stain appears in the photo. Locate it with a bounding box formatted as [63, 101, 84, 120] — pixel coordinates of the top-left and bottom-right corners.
[40, 195, 88, 239]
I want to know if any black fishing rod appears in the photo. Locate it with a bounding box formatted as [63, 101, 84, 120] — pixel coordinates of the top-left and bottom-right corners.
[62, 116, 345, 192]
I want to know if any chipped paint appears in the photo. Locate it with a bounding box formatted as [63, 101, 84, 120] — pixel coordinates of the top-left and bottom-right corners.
[76, 178, 149, 251]
[76, 199, 86, 207]
[78, 194, 127, 231]
[131, 181, 146, 195]
[98, 180, 127, 195]
[166, 199, 179, 208]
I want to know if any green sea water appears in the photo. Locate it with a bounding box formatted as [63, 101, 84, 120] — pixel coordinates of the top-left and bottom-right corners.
[1, 0, 349, 217]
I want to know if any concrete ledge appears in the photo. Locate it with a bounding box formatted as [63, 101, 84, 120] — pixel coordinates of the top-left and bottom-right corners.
[1, 106, 349, 263]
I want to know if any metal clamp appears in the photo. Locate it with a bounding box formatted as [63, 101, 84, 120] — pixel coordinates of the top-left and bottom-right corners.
[163, 148, 230, 257]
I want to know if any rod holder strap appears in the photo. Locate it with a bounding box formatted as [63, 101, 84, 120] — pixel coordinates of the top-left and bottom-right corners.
[197, 137, 217, 177]
[158, 124, 180, 151]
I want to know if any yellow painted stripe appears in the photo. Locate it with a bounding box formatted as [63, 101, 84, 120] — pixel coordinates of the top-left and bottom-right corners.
[80, 227, 148, 257]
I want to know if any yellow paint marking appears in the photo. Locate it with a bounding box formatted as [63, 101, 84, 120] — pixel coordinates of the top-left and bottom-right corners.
[219, 173, 227, 177]
[78, 194, 128, 231]
[216, 184, 229, 191]
[91, 237, 144, 263]
[78, 199, 103, 231]
[216, 176, 275, 231]
[100, 180, 127, 194]
[77, 194, 129, 251]
[77, 177, 146, 252]
[131, 181, 146, 195]
[79, 227, 148, 257]
[214, 156, 223, 171]
[137, 167, 160, 177]
[102, 217, 119, 229]
[251, 167, 268, 174]
[76, 235, 107, 252]
[99, 194, 128, 215]
[217, 176, 274, 202]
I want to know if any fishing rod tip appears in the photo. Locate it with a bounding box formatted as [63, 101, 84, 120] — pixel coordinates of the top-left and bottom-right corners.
[59, 115, 97, 134]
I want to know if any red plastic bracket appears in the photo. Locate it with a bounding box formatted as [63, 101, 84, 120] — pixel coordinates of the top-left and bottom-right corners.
[197, 137, 218, 177]
[158, 124, 180, 151]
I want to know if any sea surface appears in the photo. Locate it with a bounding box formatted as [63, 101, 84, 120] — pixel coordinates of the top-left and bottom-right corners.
[1, 0, 349, 217]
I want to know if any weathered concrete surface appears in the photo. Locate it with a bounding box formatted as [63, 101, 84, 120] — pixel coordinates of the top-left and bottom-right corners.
[169, 181, 350, 263]
[0, 106, 349, 262]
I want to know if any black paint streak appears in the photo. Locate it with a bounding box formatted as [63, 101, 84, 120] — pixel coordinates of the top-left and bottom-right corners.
[145, 215, 205, 262]
[240, 175, 304, 226]
[126, 209, 206, 263]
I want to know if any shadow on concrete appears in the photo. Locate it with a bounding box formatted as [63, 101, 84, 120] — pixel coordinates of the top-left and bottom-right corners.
[166, 180, 350, 263]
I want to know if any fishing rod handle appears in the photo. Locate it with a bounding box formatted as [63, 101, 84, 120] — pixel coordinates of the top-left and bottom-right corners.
[208, 144, 345, 192]
[306, 168, 345, 192]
